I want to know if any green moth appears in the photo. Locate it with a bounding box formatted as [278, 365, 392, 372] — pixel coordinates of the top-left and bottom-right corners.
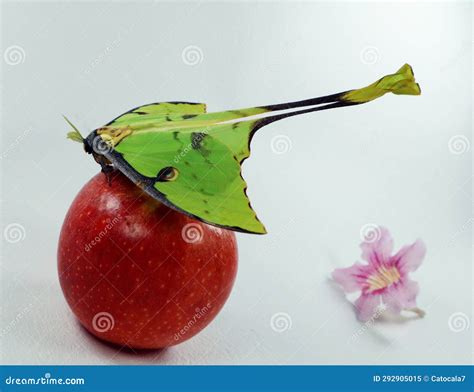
[67, 64, 420, 234]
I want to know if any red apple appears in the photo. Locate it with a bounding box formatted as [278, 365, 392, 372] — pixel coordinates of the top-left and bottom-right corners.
[57, 171, 238, 349]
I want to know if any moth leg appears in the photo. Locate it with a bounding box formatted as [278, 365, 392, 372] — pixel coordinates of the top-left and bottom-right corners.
[92, 152, 115, 186]
[101, 164, 115, 186]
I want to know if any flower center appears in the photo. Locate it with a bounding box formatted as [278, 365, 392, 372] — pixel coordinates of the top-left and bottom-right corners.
[367, 266, 401, 291]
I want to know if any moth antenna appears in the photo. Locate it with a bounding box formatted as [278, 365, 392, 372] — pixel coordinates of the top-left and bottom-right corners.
[63, 115, 85, 143]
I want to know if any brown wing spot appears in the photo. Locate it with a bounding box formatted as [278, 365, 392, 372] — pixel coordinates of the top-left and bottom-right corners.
[200, 188, 213, 196]
[230, 110, 249, 118]
[191, 132, 208, 150]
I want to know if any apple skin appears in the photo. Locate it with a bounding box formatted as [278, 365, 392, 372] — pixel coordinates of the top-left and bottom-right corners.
[58, 172, 238, 349]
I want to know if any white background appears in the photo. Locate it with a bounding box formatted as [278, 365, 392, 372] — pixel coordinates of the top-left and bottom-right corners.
[1, 1, 472, 365]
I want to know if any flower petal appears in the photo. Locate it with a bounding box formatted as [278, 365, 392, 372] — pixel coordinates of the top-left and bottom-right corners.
[394, 239, 426, 274]
[360, 226, 393, 266]
[332, 263, 374, 293]
[354, 294, 381, 322]
[382, 279, 419, 314]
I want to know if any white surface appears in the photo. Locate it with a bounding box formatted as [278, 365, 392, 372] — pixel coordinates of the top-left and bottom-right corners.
[1, 1, 472, 365]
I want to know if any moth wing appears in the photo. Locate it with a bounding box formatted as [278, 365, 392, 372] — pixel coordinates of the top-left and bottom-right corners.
[113, 126, 266, 234]
[107, 102, 207, 126]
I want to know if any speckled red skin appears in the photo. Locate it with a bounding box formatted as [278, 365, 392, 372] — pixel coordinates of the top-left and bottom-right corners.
[58, 172, 238, 349]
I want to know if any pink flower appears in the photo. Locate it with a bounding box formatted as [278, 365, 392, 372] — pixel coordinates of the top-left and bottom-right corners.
[332, 226, 426, 322]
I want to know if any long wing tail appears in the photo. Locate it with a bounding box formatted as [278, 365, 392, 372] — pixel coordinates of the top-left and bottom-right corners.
[204, 63, 420, 164]
[189, 63, 420, 128]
